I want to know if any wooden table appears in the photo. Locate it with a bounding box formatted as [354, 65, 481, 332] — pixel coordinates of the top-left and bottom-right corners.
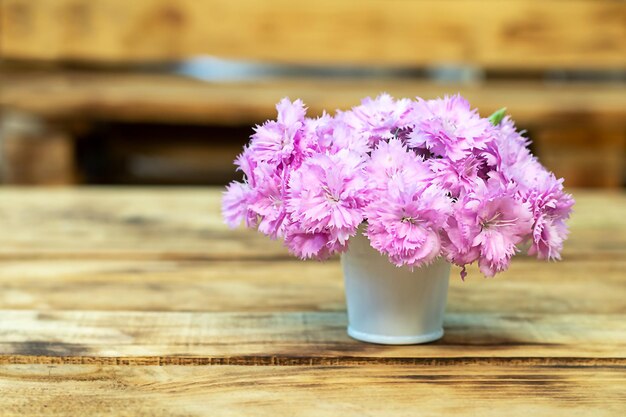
[0, 188, 624, 416]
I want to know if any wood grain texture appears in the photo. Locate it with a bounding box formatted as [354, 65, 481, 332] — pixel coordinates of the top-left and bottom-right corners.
[1, 0, 624, 68]
[1, 364, 625, 417]
[0, 259, 623, 314]
[0, 187, 287, 259]
[0, 188, 623, 415]
[0, 188, 622, 259]
[1, 310, 624, 364]
[2, 71, 625, 126]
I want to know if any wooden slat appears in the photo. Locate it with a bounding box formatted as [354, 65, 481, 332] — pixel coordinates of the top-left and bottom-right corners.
[0, 260, 344, 313]
[0, 188, 287, 259]
[534, 127, 626, 188]
[1, 364, 624, 416]
[0, 111, 78, 185]
[1, 0, 624, 69]
[0, 189, 622, 259]
[2, 71, 626, 126]
[0, 259, 624, 314]
[1, 310, 624, 364]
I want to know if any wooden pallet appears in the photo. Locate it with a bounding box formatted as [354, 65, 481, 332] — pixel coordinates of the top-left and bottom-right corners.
[1, 70, 625, 186]
[1, 0, 624, 186]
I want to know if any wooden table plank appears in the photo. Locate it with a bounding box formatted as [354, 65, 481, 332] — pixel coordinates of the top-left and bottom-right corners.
[1, 364, 624, 417]
[0, 188, 287, 260]
[0, 187, 623, 415]
[1, 310, 624, 364]
[0, 188, 622, 259]
[0, 259, 623, 314]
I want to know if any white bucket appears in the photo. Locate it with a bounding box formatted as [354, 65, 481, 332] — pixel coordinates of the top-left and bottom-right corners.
[341, 228, 450, 345]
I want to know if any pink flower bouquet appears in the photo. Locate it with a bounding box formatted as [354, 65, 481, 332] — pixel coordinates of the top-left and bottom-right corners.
[223, 94, 574, 279]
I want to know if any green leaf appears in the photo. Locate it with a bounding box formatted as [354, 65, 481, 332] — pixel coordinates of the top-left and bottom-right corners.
[488, 107, 507, 126]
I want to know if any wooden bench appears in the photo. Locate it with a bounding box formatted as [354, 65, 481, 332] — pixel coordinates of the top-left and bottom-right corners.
[0, 187, 624, 415]
[1, 0, 625, 186]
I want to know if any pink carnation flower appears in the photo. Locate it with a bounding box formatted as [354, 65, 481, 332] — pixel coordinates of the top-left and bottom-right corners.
[367, 139, 432, 191]
[249, 98, 306, 166]
[429, 154, 484, 198]
[222, 146, 258, 229]
[344, 93, 413, 147]
[366, 170, 452, 268]
[327, 117, 372, 156]
[222, 180, 254, 229]
[473, 190, 533, 277]
[285, 150, 369, 258]
[494, 116, 533, 168]
[283, 227, 352, 260]
[524, 174, 574, 260]
[247, 163, 290, 239]
[408, 95, 494, 161]
[443, 178, 533, 277]
[223, 95, 574, 279]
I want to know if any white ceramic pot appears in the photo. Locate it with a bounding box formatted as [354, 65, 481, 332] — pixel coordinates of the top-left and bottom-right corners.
[340, 228, 451, 345]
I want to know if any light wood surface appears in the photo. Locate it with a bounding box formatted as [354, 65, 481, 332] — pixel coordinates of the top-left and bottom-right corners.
[1, 310, 624, 364]
[0, 188, 622, 259]
[0, 187, 624, 415]
[2, 365, 623, 417]
[1, 0, 624, 69]
[0, 188, 287, 259]
[0, 259, 623, 314]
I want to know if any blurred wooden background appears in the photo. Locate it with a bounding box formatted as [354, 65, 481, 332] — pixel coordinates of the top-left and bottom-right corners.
[1, 0, 625, 187]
